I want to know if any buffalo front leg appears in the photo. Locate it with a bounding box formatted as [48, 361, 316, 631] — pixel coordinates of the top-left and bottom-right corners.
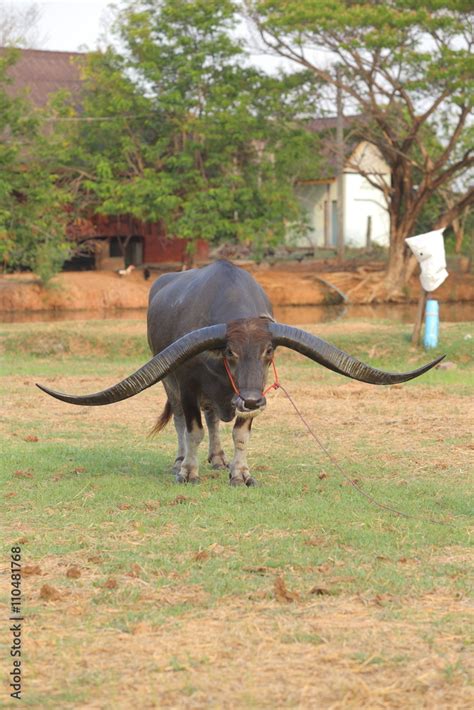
[176, 399, 204, 484]
[229, 417, 257, 487]
[172, 413, 186, 476]
[204, 408, 227, 469]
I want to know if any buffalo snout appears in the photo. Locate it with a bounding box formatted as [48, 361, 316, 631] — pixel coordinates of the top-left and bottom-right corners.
[243, 395, 266, 410]
[234, 392, 266, 414]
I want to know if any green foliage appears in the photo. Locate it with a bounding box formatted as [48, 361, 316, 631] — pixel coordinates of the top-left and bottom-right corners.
[250, 0, 474, 282]
[0, 50, 71, 282]
[32, 238, 71, 284]
[57, 0, 319, 252]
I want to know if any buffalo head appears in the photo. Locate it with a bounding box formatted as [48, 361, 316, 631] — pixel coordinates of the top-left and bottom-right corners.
[37, 317, 443, 406]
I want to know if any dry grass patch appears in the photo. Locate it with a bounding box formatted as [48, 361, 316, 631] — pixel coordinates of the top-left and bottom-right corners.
[1, 319, 472, 707]
[17, 591, 473, 708]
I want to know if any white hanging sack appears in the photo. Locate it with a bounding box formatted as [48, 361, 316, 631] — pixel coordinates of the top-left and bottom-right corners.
[405, 228, 448, 292]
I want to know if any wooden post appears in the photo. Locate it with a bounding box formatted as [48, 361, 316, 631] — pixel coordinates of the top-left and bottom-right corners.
[411, 288, 428, 347]
[336, 66, 345, 263]
[365, 215, 372, 250]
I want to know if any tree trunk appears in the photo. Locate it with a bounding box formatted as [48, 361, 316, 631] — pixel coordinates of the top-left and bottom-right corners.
[384, 182, 421, 295]
[384, 225, 409, 295]
[383, 161, 420, 295]
[452, 213, 465, 254]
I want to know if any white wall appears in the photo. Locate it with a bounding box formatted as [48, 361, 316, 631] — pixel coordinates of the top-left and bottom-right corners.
[343, 172, 390, 248]
[293, 183, 330, 248]
[292, 140, 391, 250]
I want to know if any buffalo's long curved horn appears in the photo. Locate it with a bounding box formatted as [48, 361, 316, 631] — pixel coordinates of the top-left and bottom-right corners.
[36, 324, 227, 406]
[269, 323, 444, 385]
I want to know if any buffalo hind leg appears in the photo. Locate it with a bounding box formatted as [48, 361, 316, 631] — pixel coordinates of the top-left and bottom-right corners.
[176, 398, 204, 484]
[205, 409, 227, 469]
[229, 417, 257, 487]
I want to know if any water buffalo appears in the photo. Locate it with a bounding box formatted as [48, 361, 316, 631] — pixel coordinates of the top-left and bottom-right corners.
[37, 260, 443, 486]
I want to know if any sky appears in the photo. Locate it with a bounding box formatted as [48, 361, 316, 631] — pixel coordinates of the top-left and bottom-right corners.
[7, 0, 285, 73]
[14, 0, 113, 51]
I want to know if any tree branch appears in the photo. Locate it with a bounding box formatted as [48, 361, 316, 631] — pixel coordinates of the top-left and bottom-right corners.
[434, 187, 474, 229]
[431, 105, 471, 174]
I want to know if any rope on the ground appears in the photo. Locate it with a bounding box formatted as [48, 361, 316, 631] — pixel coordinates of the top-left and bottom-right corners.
[276, 382, 455, 528]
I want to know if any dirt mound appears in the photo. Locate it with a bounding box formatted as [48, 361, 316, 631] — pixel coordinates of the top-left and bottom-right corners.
[0, 271, 151, 313]
[0, 263, 473, 313]
[245, 262, 474, 305]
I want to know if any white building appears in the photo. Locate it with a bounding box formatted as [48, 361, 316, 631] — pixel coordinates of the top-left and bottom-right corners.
[293, 119, 391, 250]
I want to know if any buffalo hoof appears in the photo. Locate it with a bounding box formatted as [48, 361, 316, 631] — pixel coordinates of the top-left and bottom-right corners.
[208, 452, 228, 470]
[229, 477, 246, 487]
[172, 457, 184, 476]
[245, 477, 258, 487]
[175, 473, 200, 485]
[211, 462, 228, 470]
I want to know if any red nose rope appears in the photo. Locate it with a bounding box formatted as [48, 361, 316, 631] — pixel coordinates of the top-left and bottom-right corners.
[222, 356, 451, 527]
[223, 356, 280, 398]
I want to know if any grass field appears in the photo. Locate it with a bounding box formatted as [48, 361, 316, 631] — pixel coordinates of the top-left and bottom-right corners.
[1, 317, 473, 708]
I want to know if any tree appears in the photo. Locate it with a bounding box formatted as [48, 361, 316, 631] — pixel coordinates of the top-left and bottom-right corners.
[0, 50, 71, 282]
[59, 0, 319, 258]
[246, 0, 473, 293]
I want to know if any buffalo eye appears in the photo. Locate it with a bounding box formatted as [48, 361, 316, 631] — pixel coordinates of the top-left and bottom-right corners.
[264, 345, 274, 358]
[224, 346, 238, 360]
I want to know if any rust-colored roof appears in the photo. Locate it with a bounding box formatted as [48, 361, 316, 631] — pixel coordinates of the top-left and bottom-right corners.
[302, 114, 370, 180]
[2, 48, 85, 107]
[306, 115, 364, 133]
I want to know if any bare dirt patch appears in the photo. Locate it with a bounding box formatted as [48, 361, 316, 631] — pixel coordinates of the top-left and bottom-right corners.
[0, 270, 151, 313]
[1, 263, 473, 314]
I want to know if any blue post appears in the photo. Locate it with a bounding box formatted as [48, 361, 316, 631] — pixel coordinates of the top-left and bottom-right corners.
[424, 299, 439, 349]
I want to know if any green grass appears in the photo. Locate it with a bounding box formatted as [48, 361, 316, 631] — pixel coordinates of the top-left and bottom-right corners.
[4, 447, 469, 598]
[1, 318, 472, 706]
[2, 320, 472, 597]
